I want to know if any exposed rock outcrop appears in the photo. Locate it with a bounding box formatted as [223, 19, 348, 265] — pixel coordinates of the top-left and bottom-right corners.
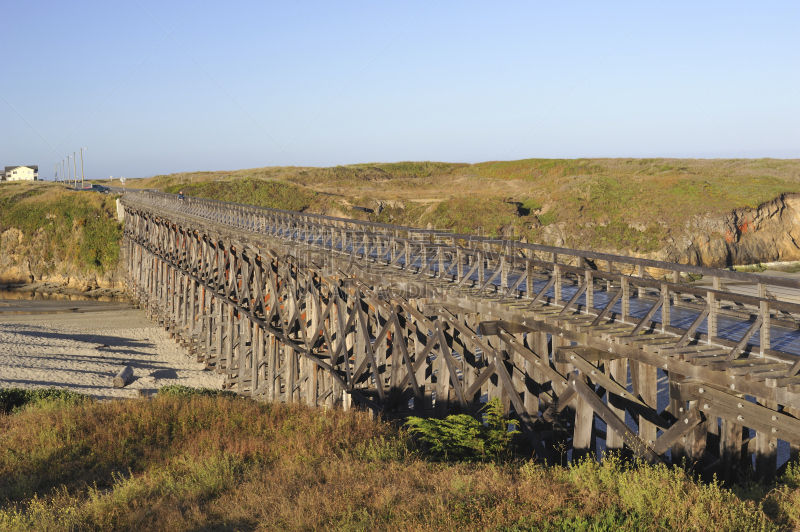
[660, 193, 800, 268]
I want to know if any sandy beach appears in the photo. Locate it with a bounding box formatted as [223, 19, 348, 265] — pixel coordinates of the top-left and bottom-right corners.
[0, 302, 222, 399]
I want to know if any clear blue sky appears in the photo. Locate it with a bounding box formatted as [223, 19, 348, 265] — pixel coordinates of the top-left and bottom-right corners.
[1, 1, 798, 180]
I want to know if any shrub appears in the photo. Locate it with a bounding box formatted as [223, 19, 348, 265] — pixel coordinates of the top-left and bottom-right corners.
[404, 397, 518, 460]
[157, 385, 237, 398]
[0, 387, 92, 415]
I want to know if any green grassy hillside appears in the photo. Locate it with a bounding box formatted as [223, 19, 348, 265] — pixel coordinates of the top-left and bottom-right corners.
[130, 158, 800, 255]
[0, 182, 122, 283]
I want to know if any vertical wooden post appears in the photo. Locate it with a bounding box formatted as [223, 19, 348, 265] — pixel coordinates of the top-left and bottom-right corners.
[478, 251, 484, 287]
[755, 399, 778, 482]
[182, 273, 190, 334]
[633, 361, 658, 448]
[760, 301, 770, 355]
[666, 372, 686, 465]
[375, 306, 388, 395]
[637, 264, 644, 299]
[223, 305, 234, 375]
[621, 277, 630, 319]
[252, 324, 263, 397]
[267, 334, 277, 400]
[554, 265, 562, 304]
[720, 417, 743, 484]
[551, 336, 571, 466]
[522, 333, 539, 420]
[525, 260, 534, 299]
[606, 358, 628, 454]
[573, 375, 596, 461]
[287, 345, 297, 403]
[785, 407, 800, 466]
[708, 291, 717, 343]
[213, 297, 223, 369]
[410, 319, 426, 412]
[189, 278, 197, 336]
[434, 320, 451, 417]
[585, 271, 593, 313]
[533, 331, 549, 416]
[685, 400, 708, 471]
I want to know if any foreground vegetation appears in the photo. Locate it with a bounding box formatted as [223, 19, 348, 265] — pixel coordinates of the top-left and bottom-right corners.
[0, 182, 122, 280]
[2, 389, 800, 531]
[129, 158, 800, 255]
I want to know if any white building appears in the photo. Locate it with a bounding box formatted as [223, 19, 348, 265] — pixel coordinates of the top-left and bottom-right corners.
[3, 166, 38, 181]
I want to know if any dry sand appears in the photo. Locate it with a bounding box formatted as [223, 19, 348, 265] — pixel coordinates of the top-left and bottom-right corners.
[0, 303, 222, 399]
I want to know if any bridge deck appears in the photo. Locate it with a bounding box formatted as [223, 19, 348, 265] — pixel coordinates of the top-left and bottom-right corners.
[248, 196, 800, 364]
[120, 191, 800, 482]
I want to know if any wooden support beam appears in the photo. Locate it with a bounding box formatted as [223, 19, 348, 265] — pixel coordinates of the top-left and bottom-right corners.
[567, 372, 663, 464]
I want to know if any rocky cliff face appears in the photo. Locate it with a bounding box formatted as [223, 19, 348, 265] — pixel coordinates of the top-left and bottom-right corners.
[669, 193, 800, 268]
[0, 226, 125, 290]
[537, 193, 800, 268]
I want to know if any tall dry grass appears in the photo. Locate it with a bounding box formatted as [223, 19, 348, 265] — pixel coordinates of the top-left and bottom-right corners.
[1, 395, 799, 531]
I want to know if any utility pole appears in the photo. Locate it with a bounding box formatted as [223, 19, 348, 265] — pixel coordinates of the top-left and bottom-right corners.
[73, 152, 78, 189]
[54, 163, 57, 182]
[67, 156, 72, 187]
[80, 147, 87, 188]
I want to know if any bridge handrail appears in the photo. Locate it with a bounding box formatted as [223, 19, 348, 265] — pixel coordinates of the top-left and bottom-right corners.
[122, 190, 800, 291]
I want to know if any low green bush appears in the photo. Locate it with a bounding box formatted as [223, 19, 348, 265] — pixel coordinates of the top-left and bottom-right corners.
[0, 387, 92, 415]
[157, 385, 237, 399]
[404, 397, 518, 460]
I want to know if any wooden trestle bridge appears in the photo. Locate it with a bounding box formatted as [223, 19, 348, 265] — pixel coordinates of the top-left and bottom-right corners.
[121, 191, 800, 481]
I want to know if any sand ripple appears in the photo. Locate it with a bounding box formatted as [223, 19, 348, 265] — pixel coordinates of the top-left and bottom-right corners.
[0, 307, 223, 399]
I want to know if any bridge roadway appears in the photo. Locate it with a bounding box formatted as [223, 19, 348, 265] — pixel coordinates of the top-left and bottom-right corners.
[121, 191, 800, 482]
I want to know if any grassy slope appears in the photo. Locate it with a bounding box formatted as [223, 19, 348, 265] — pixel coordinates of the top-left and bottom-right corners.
[1, 395, 798, 531]
[0, 182, 123, 276]
[126, 158, 800, 254]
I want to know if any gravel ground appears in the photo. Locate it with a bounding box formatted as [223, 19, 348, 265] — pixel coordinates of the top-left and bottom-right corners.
[0, 303, 222, 399]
